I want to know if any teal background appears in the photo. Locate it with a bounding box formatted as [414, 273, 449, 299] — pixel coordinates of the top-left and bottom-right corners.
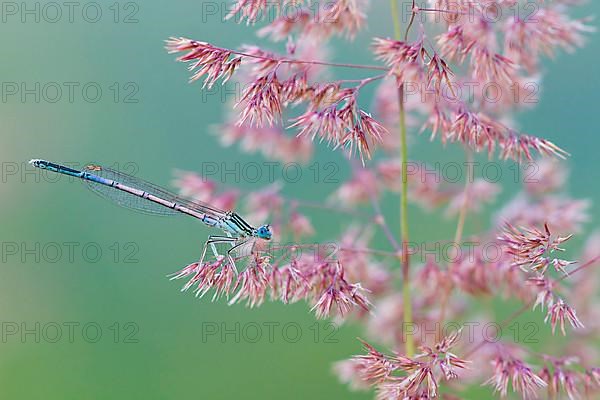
[0, 1, 598, 398]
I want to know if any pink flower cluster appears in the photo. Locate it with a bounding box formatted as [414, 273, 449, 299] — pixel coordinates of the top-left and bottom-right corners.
[170, 253, 370, 318]
[498, 222, 573, 275]
[163, 0, 600, 398]
[168, 37, 386, 164]
[230, 0, 367, 38]
[337, 331, 469, 398]
[485, 351, 547, 399]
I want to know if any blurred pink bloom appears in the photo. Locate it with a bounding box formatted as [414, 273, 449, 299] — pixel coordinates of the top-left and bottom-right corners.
[333, 359, 371, 390]
[503, 7, 593, 73]
[366, 294, 409, 347]
[313, 0, 367, 38]
[245, 183, 284, 225]
[211, 190, 240, 212]
[334, 168, 378, 206]
[569, 232, 600, 326]
[445, 179, 500, 217]
[257, 10, 313, 41]
[373, 78, 424, 151]
[337, 226, 391, 295]
[244, 0, 368, 38]
[173, 170, 240, 211]
[172, 171, 216, 203]
[217, 119, 314, 163]
[288, 210, 315, 239]
[524, 159, 567, 196]
[496, 194, 590, 234]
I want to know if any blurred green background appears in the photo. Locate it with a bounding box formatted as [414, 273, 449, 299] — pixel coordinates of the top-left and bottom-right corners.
[0, 1, 598, 399]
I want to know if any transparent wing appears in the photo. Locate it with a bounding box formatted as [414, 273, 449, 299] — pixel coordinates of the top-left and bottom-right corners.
[83, 165, 229, 218]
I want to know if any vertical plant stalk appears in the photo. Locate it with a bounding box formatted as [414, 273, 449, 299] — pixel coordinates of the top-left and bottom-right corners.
[390, 0, 415, 357]
[454, 149, 474, 245]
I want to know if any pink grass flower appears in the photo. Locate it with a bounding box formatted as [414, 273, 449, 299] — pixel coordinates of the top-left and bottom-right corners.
[228, 255, 272, 307]
[347, 332, 469, 398]
[527, 276, 555, 312]
[166, 38, 241, 89]
[498, 222, 573, 275]
[291, 92, 386, 164]
[539, 356, 585, 400]
[424, 106, 568, 162]
[437, 25, 476, 63]
[352, 339, 401, 384]
[372, 37, 427, 83]
[545, 298, 584, 336]
[485, 353, 547, 399]
[226, 0, 273, 24]
[169, 257, 233, 300]
[236, 74, 284, 127]
[269, 261, 310, 304]
[585, 368, 600, 393]
[268, 252, 373, 319]
[308, 261, 371, 319]
[470, 48, 516, 87]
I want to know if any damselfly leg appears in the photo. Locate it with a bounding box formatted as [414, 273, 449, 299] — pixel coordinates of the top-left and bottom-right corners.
[227, 240, 254, 267]
[199, 235, 239, 272]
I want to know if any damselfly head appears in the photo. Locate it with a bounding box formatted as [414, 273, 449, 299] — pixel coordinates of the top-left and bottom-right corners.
[255, 224, 272, 240]
[29, 159, 48, 169]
